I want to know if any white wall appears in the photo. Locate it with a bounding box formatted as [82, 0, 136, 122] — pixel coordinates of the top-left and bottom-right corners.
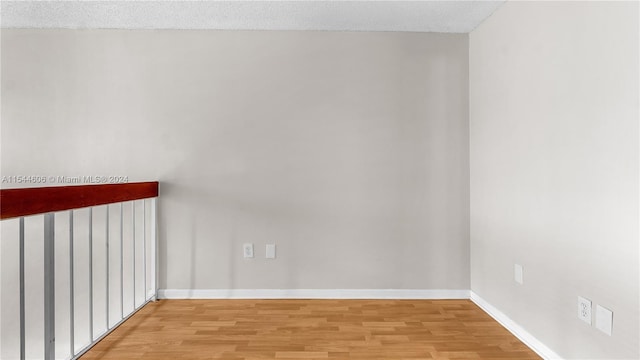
[470, 2, 639, 359]
[1, 30, 470, 291]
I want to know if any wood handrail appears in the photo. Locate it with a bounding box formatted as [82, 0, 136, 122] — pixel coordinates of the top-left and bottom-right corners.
[0, 181, 159, 220]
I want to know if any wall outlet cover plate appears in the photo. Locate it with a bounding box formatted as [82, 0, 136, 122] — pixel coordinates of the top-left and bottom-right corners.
[243, 243, 254, 258]
[577, 296, 592, 325]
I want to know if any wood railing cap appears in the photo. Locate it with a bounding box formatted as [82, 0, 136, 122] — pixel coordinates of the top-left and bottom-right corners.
[0, 181, 159, 220]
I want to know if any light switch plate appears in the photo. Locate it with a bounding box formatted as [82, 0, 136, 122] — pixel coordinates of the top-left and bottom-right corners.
[266, 244, 276, 259]
[577, 296, 592, 325]
[595, 305, 613, 336]
[514, 264, 523, 285]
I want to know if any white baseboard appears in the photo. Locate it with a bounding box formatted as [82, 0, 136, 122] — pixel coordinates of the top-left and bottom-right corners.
[470, 291, 562, 360]
[158, 288, 470, 300]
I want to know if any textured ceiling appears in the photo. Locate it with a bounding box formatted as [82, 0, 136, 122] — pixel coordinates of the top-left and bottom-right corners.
[1, 1, 504, 33]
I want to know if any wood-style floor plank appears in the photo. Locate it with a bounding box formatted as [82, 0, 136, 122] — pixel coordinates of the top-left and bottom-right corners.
[80, 299, 541, 360]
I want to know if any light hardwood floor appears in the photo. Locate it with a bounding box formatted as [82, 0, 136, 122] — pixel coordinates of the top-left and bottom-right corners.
[81, 299, 541, 360]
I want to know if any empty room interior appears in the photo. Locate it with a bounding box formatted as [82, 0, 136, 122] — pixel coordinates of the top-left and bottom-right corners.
[0, 1, 638, 359]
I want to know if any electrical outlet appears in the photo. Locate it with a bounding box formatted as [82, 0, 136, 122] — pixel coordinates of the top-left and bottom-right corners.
[243, 243, 254, 258]
[578, 296, 592, 325]
[514, 264, 523, 285]
[266, 244, 276, 259]
[595, 305, 613, 336]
